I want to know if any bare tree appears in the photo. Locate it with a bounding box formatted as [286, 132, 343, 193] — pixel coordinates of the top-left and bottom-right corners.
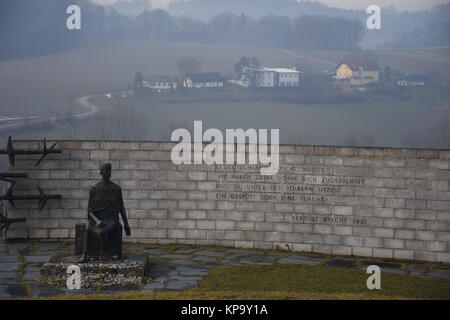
[343, 131, 358, 147]
[342, 131, 376, 147]
[177, 57, 202, 82]
[165, 120, 190, 140]
[402, 130, 424, 149]
[89, 105, 149, 140]
[284, 128, 309, 145]
[292, 57, 313, 74]
[134, 71, 144, 88]
[427, 111, 450, 149]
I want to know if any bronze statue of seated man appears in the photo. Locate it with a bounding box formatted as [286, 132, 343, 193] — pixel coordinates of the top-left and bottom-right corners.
[78, 163, 131, 262]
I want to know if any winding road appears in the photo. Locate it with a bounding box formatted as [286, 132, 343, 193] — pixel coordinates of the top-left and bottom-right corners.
[75, 94, 102, 120]
[0, 94, 107, 132]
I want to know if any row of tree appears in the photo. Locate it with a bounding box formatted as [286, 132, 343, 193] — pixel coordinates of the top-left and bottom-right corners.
[383, 20, 450, 49]
[0, 0, 365, 61]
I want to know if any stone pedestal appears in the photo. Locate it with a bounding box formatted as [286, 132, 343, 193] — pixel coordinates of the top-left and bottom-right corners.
[39, 254, 150, 288]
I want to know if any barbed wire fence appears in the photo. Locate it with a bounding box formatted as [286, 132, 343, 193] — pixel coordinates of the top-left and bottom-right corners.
[0, 149, 8, 240]
[0, 180, 6, 240]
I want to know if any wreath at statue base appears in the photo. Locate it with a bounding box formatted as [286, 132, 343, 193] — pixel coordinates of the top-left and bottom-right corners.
[39, 254, 150, 289]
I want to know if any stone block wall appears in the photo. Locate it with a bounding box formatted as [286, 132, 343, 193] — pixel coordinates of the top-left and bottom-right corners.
[5, 140, 450, 263]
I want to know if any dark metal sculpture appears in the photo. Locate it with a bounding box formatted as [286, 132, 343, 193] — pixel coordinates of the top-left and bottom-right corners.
[78, 163, 131, 262]
[0, 172, 28, 181]
[0, 136, 62, 167]
[0, 212, 26, 238]
[0, 173, 28, 237]
[0, 137, 64, 241]
[0, 136, 63, 211]
[0, 172, 25, 207]
[0, 185, 62, 211]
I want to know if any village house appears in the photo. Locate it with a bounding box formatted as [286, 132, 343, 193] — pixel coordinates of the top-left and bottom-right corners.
[397, 74, 428, 87]
[142, 75, 178, 92]
[184, 72, 226, 88]
[253, 67, 277, 87]
[234, 66, 253, 88]
[240, 67, 301, 88]
[335, 60, 381, 86]
[276, 68, 302, 87]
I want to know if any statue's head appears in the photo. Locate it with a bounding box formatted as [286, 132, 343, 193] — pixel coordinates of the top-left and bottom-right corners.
[100, 163, 112, 180]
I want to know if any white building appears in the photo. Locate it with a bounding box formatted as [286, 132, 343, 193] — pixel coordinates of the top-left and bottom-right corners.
[143, 75, 178, 92]
[233, 67, 253, 88]
[252, 67, 301, 88]
[274, 68, 302, 87]
[253, 68, 277, 87]
[185, 72, 226, 88]
[396, 74, 428, 87]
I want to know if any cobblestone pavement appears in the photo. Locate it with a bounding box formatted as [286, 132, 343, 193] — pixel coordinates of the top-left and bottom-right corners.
[1, 240, 449, 298]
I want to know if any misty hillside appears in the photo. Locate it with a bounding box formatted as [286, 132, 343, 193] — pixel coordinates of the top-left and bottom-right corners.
[108, 0, 152, 16]
[168, 0, 360, 19]
[168, 0, 447, 43]
[382, 4, 450, 48]
[0, 0, 365, 61]
[1, 0, 449, 61]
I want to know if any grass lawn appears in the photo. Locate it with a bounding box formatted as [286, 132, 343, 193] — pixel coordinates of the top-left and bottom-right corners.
[29, 264, 450, 300]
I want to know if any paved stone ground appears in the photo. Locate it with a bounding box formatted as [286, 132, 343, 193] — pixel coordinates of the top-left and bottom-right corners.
[0, 240, 449, 298]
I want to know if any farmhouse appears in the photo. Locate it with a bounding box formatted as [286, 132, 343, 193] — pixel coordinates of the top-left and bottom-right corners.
[252, 67, 301, 88]
[335, 60, 381, 86]
[142, 75, 178, 92]
[185, 72, 226, 88]
[253, 67, 276, 87]
[275, 68, 302, 87]
[397, 74, 428, 87]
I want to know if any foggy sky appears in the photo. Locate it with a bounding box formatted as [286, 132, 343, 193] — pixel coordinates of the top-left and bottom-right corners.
[95, 0, 450, 11]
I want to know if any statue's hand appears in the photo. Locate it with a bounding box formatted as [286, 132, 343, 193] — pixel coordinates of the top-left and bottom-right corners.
[96, 221, 104, 228]
[124, 225, 131, 236]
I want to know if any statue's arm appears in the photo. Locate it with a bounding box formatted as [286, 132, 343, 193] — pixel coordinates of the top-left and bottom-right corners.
[88, 212, 102, 227]
[87, 188, 102, 227]
[118, 188, 131, 235]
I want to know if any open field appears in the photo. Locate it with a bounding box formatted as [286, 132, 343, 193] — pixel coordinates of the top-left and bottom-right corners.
[379, 47, 450, 64]
[296, 47, 450, 81]
[0, 41, 299, 117]
[110, 97, 449, 147]
[2, 41, 449, 118]
[7, 90, 447, 149]
[0, 42, 449, 148]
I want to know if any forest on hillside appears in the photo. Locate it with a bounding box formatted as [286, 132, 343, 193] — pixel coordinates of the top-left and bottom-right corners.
[1, 0, 449, 62]
[168, 0, 450, 41]
[0, 0, 363, 60]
